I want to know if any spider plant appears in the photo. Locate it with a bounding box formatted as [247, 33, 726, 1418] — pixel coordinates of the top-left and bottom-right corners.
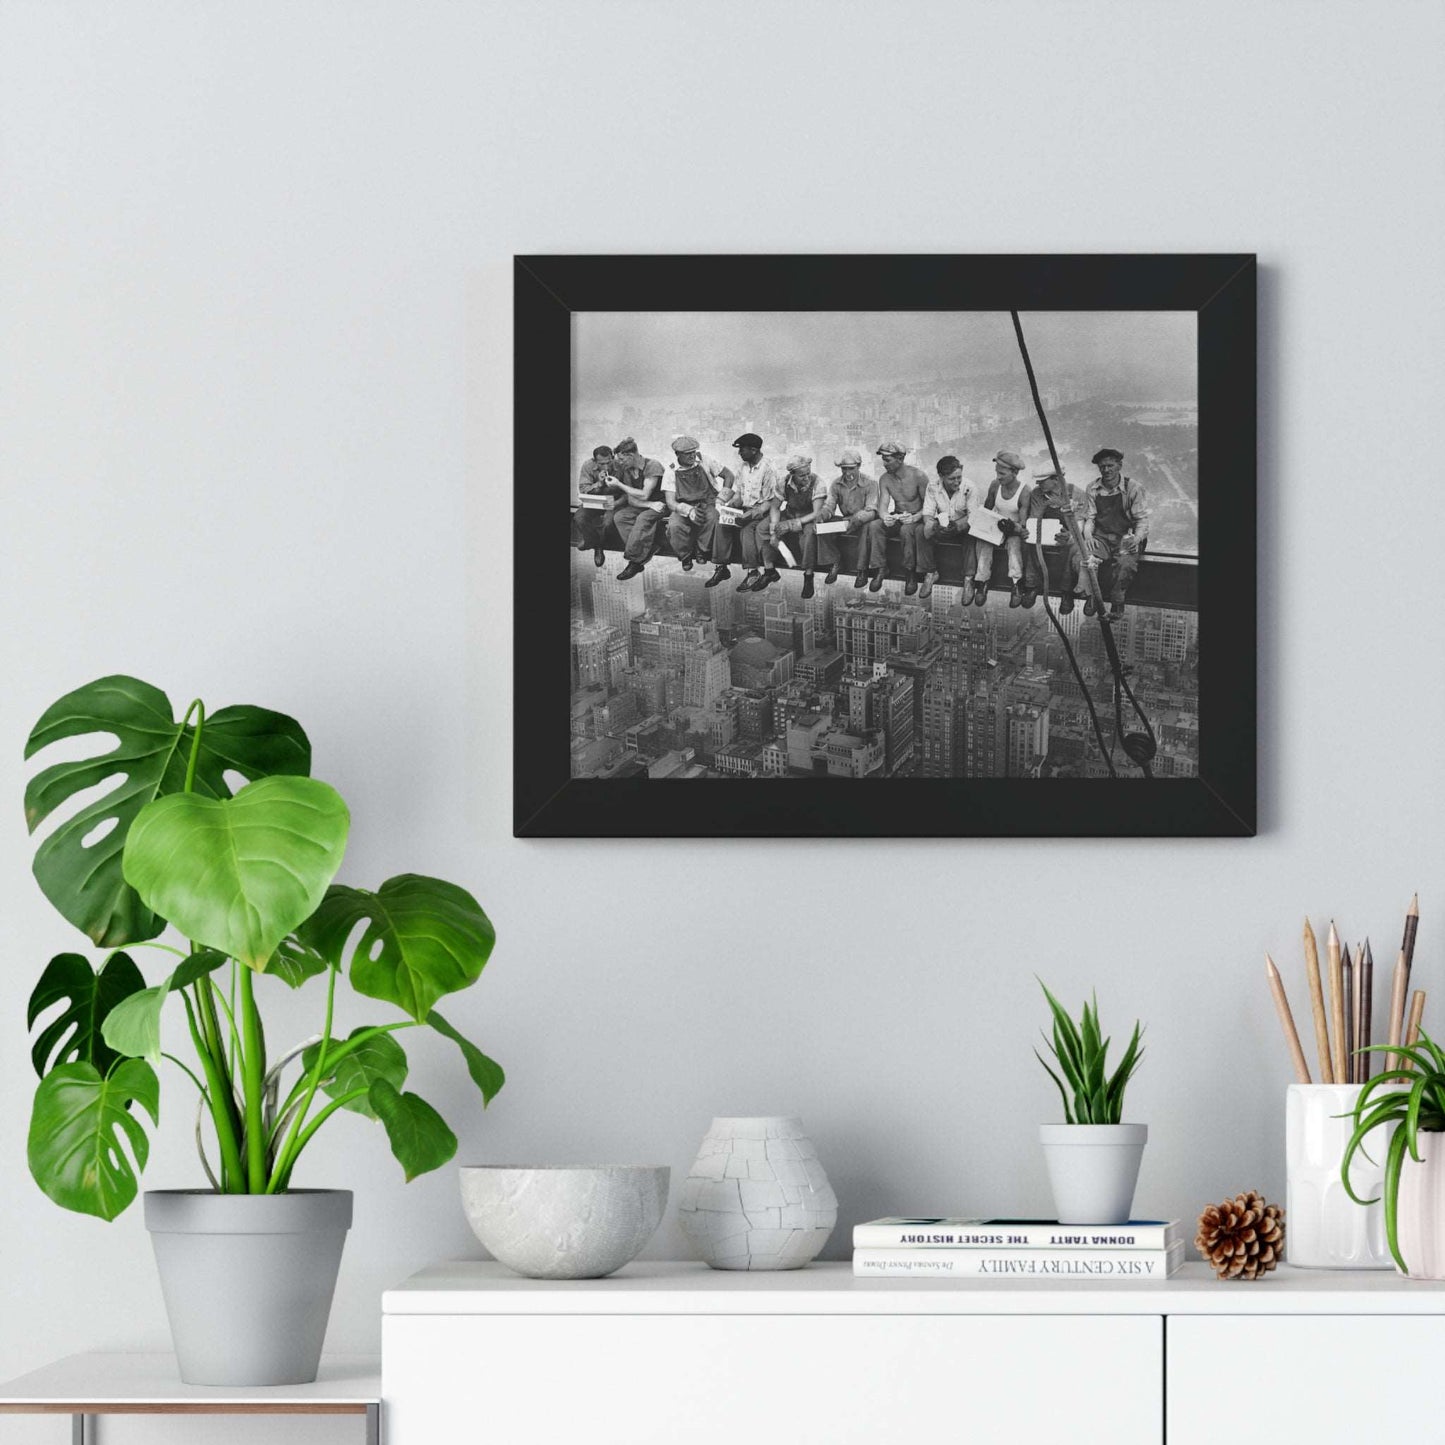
[1341, 1031, 1445, 1273]
[1034, 981, 1145, 1125]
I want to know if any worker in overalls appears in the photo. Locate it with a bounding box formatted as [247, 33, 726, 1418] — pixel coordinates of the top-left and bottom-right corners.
[877, 441, 931, 595]
[975, 449, 1031, 608]
[1022, 467, 1089, 615]
[1080, 448, 1150, 618]
[820, 447, 885, 591]
[664, 435, 733, 575]
[759, 452, 828, 597]
[919, 454, 974, 602]
[715, 432, 779, 592]
[611, 436, 668, 581]
[574, 445, 618, 568]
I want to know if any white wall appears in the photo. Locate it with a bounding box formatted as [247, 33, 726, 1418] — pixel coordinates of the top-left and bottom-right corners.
[2, 1, 1442, 1439]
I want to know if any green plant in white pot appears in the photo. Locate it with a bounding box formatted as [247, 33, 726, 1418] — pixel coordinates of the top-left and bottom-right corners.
[1342, 1034, 1445, 1278]
[1034, 982, 1146, 1225]
[23, 676, 504, 1385]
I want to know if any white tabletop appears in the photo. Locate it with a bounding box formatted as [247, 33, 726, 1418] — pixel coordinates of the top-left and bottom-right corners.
[383, 1259, 1445, 1316]
[0, 1353, 380, 1413]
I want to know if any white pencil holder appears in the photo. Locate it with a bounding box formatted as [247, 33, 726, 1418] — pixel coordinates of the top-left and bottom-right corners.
[1285, 1083, 1393, 1269]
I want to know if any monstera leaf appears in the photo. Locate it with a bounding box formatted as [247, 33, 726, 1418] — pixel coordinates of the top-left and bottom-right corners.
[368, 1078, 457, 1181]
[302, 1028, 409, 1120]
[301, 875, 495, 1022]
[268, 933, 333, 989]
[27, 951, 146, 1078]
[100, 951, 227, 1066]
[28, 1059, 159, 1220]
[427, 1010, 505, 1105]
[24, 676, 310, 947]
[122, 776, 349, 970]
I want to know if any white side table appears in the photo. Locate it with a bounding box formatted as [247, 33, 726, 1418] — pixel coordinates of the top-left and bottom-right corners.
[0, 1353, 381, 1443]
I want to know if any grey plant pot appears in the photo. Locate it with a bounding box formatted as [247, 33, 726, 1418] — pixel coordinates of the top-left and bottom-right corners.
[1039, 1124, 1147, 1225]
[144, 1189, 352, 1385]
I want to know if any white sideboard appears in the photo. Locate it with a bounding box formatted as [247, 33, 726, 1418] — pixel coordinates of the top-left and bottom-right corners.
[383, 1261, 1445, 1444]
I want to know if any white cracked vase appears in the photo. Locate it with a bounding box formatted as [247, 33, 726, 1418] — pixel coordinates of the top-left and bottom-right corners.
[677, 1116, 837, 1270]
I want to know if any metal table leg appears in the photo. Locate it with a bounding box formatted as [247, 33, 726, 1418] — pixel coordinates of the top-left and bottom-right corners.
[366, 1402, 381, 1444]
[72, 1413, 91, 1445]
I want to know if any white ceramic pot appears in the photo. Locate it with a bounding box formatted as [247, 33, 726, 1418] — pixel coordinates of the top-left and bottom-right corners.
[1285, 1083, 1392, 1269]
[1395, 1128, 1445, 1279]
[1039, 1123, 1147, 1225]
[677, 1116, 837, 1270]
[459, 1166, 670, 1279]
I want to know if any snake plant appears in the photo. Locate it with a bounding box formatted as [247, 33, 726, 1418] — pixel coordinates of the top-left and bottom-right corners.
[1034, 981, 1145, 1125]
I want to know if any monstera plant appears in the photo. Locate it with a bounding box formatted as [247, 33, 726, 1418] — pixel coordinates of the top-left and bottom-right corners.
[24, 676, 503, 1220]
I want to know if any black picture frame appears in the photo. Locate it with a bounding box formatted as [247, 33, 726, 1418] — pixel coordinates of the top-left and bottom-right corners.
[516, 254, 1255, 838]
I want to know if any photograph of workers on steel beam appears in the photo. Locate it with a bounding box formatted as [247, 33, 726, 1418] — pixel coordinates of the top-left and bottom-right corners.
[568, 310, 1199, 783]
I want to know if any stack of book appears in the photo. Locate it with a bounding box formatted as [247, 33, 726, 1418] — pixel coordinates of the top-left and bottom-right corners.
[852, 1217, 1186, 1278]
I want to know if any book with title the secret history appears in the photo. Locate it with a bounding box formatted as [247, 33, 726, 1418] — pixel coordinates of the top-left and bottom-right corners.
[852, 1218, 1183, 1250]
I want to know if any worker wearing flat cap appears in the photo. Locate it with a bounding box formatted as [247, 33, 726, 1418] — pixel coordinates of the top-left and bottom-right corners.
[919, 455, 975, 602]
[820, 447, 886, 591]
[877, 442, 932, 596]
[1080, 447, 1149, 618]
[574, 444, 619, 568]
[976, 450, 1033, 609]
[757, 452, 828, 597]
[663, 435, 734, 579]
[1021, 466, 1090, 615]
[609, 436, 669, 581]
[713, 432, 780, 592]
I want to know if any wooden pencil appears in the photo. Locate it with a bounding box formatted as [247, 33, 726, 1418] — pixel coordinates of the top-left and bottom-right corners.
[1266, 953, 1311, 1084]
[1346, 942, 1358, 1080]
[1360, 939, 1374, 1083]
[1405, 989, 1427, 1051]
[1342, 945, 1354, 1084]
[1303, 919, 1333, 1083]
[1327, 921, 1347, 1084]
[1387, 950, 1408, 1074]
[1401, 893, 1420, 1014]
[1351, 942, 1364, 1084]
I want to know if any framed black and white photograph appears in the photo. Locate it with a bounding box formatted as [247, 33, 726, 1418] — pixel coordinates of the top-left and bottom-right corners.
[515, 254, 1255, 838]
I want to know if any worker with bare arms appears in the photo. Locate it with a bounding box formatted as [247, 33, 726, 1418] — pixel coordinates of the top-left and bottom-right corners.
[877, 441, 930, 596]
[975, 449, 1032, 609]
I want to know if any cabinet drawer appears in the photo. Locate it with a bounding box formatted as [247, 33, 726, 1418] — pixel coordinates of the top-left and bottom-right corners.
[385, 1313, 1162, 1444]
[1169, 1316, 1445, 1444]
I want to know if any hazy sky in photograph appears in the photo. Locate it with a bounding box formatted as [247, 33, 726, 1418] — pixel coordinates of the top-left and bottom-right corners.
[575, 311, 1197, 407]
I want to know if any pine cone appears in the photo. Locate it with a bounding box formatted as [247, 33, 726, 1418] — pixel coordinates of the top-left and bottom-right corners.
[1195, 1190, 1285, 1280]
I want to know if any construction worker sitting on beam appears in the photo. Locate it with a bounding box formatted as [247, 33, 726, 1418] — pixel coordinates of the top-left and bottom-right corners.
[574, 445, 618, 568]
[714, 432, 779, 593]
[1080, 447, 1150, 618]
[821, 447, 886, 592]
[976, 450, 1033, 609]
[611, 436, 668, 581]
[1023, 467, 1089, 615]
[919, 454, 975, 602]
[663, 435, 734, 577]
[761, 452, 829, 598]
[877, 441, 931, 596]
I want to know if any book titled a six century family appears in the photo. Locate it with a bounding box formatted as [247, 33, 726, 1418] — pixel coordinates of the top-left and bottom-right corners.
[851, 1218, 1186, 1279]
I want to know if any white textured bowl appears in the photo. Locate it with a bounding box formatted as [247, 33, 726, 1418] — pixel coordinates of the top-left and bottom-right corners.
[459, 1166, 670, 1279]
